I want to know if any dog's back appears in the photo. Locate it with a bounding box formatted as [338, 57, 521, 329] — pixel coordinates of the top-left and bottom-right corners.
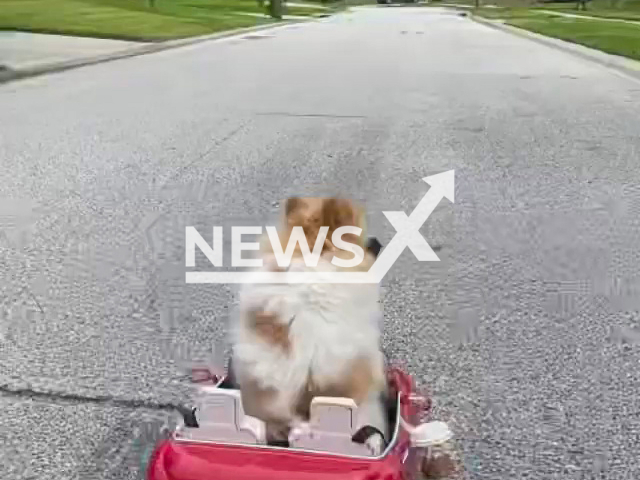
[230, 197, 388, 449]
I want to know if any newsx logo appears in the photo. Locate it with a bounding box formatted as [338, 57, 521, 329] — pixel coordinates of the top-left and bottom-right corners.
[186, 224, 367, 270]
[185, 170, 454, 284]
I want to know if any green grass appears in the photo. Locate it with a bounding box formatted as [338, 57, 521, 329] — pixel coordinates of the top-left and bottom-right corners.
[507, 14, 640, 59]
[472, 6, 640, 60]
[415, 0, 640, 60]
[0, 0, 334, 42]
[538, 0, 640, 21]
[435, 0, 640, 18]
[473, 6, 538, 18]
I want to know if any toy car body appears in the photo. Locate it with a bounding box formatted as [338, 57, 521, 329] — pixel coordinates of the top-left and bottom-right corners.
[146, 366, 452, 480]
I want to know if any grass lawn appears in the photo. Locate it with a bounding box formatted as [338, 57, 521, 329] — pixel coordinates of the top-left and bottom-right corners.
[430, 0, 640, 18]
[507, 14, 640, 60]
[471, 6, 640, 60]
[538, 0, 640, 21]
[0, 0, 335, 42]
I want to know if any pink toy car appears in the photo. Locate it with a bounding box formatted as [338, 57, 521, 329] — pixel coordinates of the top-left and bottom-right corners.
[145, 365, 455, 480]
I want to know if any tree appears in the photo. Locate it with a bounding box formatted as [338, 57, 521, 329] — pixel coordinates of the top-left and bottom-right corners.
[269, 0, 283, 19]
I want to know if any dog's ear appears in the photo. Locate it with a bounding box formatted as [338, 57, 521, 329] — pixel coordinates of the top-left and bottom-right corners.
[321, 198, 357, 230]
[322, 198, 365, 248]
[285, 197, 304, 216]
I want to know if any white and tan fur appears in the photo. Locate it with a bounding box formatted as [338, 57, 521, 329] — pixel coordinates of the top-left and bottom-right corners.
[230, 197, 388, 454]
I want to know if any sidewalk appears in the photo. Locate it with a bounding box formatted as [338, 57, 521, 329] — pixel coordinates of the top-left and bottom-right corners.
[0, 21, 302, 84]
[0, 31, 143, 72]
[287, 2, 329, 9]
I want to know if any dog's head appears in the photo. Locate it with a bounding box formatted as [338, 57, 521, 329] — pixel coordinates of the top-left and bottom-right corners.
[260, 197, 372, 271]
[283, 196, 367, 255]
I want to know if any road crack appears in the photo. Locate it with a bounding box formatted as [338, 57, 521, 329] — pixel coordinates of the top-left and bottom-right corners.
[0, 382, 187, 413]
[255, 111, 366, 119]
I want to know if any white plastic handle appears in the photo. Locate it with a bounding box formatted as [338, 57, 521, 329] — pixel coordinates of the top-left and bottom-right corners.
[399, 417, 453, 448]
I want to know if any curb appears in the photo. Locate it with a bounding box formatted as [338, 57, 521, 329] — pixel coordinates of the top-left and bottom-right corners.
[0, 20, 305, 85]
[470, 14, 640, 82]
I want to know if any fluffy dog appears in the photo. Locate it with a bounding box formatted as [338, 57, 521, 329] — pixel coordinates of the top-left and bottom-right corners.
[230, 197, 388, 454]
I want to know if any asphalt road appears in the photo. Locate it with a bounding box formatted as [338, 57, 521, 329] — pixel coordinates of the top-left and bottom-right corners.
[1, 6, 640, 480]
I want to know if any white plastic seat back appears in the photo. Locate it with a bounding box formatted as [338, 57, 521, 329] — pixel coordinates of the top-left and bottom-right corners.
[183, 388, 265, 444]
[314, 399, 356, 430]
[289, 397, 371, 456]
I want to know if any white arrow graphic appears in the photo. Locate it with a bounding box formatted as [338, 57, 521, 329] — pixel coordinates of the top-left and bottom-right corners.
[186, 170, 454, 284]
[367, 169, 454, 283]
